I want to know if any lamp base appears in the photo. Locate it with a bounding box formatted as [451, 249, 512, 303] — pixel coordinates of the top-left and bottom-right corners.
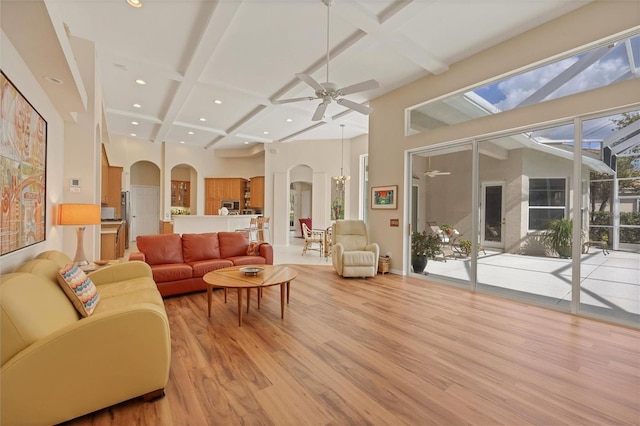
[73, 226, 90, 266]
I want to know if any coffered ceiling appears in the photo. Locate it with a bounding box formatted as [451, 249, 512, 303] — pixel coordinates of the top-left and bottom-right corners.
[2, 0, 591, 151]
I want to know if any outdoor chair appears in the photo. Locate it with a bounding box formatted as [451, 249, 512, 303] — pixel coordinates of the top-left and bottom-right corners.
[302, 222, 324, 256]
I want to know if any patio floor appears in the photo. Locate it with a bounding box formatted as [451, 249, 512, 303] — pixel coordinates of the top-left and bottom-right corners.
[422, 248, 640, 325]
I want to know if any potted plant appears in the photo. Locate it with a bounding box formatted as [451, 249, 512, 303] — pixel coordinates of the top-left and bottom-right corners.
[411, 230, 441, 273]
[440, 224, 455, 236]
[543, 218, 574, 258]
[458, 239, 472, 256]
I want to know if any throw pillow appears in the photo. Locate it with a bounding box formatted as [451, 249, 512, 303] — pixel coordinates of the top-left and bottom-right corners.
[57, 264, 101, 317]
[246, 242, 261, 256]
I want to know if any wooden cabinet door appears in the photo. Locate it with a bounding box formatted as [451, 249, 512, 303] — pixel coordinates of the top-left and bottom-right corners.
[171, 180, 190, 207]
[101, 146, 109, 204]
[251, 176, 265, 208]
[107, 166, 122, 217]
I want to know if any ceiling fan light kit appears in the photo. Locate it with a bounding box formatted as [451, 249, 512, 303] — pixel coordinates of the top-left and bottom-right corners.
[272, 0, 380, 121]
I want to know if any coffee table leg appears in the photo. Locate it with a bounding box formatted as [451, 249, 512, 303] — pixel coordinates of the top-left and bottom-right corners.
[258, 287, 261, 310]
[280, 283, 285, 319]
[247, 288, 251, 313]
[237, 288, 243, 327]
[286, 281, 290, 304]
[224, 288, 228, 303]
[207, 285, 212, 318]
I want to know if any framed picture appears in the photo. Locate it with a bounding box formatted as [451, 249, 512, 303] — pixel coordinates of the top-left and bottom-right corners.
[371, 185, 397, 209]
[1, 71, 48, 256]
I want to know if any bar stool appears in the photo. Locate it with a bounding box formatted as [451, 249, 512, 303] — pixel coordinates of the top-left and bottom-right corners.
[257, 216, 271, 243]
[236, 217, 259, 242]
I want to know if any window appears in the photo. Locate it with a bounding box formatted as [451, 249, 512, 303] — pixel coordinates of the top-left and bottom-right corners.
[529, 178, 566, 230]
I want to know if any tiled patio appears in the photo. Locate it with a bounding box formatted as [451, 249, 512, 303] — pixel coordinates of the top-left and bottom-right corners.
[423, 247, 640, 324]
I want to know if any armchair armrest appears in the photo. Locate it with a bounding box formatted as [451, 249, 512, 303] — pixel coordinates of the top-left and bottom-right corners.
[129, 251, 146, 262]
[1, 303, 170, 425]
[259, 243, 274, 265]
[88, 261, 152, 286]
[331, 243, 344, 274]
[365, 242, 380, 257]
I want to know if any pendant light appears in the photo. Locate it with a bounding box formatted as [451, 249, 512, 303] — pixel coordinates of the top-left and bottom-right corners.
[333, 124, 350, 188]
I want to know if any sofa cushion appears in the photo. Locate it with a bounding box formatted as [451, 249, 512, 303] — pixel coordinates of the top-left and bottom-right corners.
[150, 263, 193, 283]
[342, 250, 375, 266]
[57, 264, 101, 317]
[189, 259, 234, 277]
[228, 256, 267, 266]
[182, 233, 221, 263]
[218, 232, 250, 258]
[137, 234, 184, 265]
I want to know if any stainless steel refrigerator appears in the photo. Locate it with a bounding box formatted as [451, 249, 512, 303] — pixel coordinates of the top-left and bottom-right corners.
[120, 191, 131, 248]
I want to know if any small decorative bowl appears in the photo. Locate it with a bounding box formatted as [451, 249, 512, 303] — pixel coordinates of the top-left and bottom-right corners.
[240, 267, 263, 276]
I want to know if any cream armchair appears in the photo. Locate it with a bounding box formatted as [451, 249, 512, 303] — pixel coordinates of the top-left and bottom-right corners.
[331, 220, 379, 277]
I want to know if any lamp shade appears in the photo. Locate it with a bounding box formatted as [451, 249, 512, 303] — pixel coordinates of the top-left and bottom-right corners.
[58, 204, 101, 225]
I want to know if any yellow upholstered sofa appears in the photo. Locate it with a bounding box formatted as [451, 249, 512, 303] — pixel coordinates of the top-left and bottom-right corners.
[0, 250, 171, 425]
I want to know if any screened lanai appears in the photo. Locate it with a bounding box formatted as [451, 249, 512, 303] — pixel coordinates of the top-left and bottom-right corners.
[407, 32, 639, 328]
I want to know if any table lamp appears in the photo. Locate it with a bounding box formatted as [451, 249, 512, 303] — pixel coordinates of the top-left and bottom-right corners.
[58, 203, 101, 266]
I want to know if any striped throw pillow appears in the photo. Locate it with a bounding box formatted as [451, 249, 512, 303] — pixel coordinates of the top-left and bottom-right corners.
[57, 264, 101, 317]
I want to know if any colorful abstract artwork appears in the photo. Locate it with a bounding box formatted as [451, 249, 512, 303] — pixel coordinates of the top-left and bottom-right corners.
[1, 71, 47, 255]
[371, 185, 397, 209]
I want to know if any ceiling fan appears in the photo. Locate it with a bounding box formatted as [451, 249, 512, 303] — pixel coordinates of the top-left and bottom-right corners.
[271, 0, 380, 121]
[424, 157, 451, 178]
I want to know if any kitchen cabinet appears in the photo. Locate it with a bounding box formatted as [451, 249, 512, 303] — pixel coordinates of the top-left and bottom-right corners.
[159, 221, 174, 234]
[100, 221, 125, 260]
[171, 180, 190, 207]
[204, 178, 248, 214]
[107, 166, 123, 218]
[101, 146, 109, 204]
[101, 144, 123, 215]
[249, 176, 264, 208]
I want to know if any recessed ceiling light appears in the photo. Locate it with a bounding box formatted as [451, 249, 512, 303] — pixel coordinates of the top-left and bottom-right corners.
[133, 103, 141, 108]
[213, 99, 222, 104]
[286, 118, 293, 122]
[44, 76, 64, 85]
[188, 131, 194, 135]
[114, 63, 129, 71]
[263, 131, 269, 135]
[244, 141, 250, 145]
[126, 0, 142, 8]
[135, 79, 146, 85]
[130, 133, 137, 137]
[131, 121, 139, 125]
[180, 141, 185, 144]
[199, 118, 206, 122]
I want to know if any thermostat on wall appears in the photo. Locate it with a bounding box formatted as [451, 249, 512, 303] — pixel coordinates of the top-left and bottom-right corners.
[70, 178, 80, 192]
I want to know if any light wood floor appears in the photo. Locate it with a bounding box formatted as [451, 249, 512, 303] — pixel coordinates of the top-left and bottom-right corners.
[65, 265, 640, 426]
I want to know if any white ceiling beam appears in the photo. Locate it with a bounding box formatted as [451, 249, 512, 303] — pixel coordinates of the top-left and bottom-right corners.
[334, 0, 447, 75]
[154, 1, 244, 144]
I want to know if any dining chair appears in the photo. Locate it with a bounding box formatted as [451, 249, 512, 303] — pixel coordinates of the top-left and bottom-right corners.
[301, 222, 324, 256]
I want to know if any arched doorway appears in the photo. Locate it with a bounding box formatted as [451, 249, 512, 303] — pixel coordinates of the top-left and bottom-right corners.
[289, 165, 313, 240]
[130, 161, 161, 240]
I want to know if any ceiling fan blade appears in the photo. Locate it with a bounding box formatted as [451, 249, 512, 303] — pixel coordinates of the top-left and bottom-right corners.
[336, 98, 373, 115]
[296, 73, 325, 93]
[271, 96, 316, 105]
[338, 79, 380, 96]
[312, 102, 329, 121]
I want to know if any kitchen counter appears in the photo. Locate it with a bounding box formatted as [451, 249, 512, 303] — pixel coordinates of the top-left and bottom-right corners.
[172, 215, 259, 234]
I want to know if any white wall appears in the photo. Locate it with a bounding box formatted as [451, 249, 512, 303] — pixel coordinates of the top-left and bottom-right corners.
[1, 31, 65, 273]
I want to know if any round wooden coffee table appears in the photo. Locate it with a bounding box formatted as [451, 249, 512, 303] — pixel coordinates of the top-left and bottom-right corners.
[203, 264, 297, 326]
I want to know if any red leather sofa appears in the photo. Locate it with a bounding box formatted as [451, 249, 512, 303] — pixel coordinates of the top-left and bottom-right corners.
[129, 232, 273, 297]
